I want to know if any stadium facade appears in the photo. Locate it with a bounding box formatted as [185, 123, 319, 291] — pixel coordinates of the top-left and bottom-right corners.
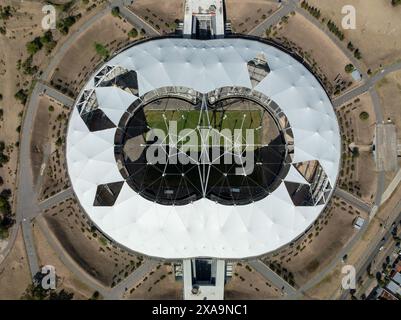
[66, 0, 341, 299]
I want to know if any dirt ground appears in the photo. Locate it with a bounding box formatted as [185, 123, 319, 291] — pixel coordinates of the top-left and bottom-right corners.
[375, 70, 401, 190]
[0, 0, 46, 228]
[129, 0, 184, 35]
[347, 182, 401, 269]
[50, 13, 134, 97]
[376, 70, 401, 140]
[271, 13, 355, 97]
[225, 263, 283, 299]
[307, 0, 401, 72]
[42, 197, 144, 287]
[125, 263, 183, 300]
[225, 0, 279, 34]
[262, 196, 364, 287]
[336, 93, 377, 203]
[0, 227, 31, 299]
[30, 95, 70, 199]
[0, 0, 108, 252]
[32, 223, 94, 300]
[305, 264, 343, 300]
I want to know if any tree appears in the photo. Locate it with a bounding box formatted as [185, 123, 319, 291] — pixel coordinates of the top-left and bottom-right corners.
[128, 28, 138, 38]
[359, 111, 369, 121]
[14, 89, 28, 105]
[40, 30, 53, 44]
[0, 6, 13, 20]
[111, 7, 120, 17]
[49, 289, 74, 300]
[57, 15, 80, 35]
[26, 37, 43, 55]
[345, 64, 355, 73]
[392, 0, 401, 6]
[94, 42, 109, 60]
[354, 49, 362, 60]
[21, 56, 38, 75]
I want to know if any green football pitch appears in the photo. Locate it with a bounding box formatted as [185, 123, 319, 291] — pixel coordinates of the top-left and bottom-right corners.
[144, 109, 264, 148]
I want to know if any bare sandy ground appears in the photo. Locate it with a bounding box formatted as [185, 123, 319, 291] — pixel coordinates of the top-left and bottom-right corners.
[0, 227, 31, 299]
[42, 198, 143, 287]
[225, 0, 279, 33]
[336, 92, 377, 203]
[125, 264, 183, 300]
[51, 13, 133, 97]
[225, 263, 283, 299]
[307, 0, 401, 71]
[376, 70, 401, 140]
[305, 264, 343, 299]
[29, 95, 70, 200]
[0, 0, 46, 217]
[129, 0, 184, 34]
[0, 0, 107, 254]
[263, 196, 363, 287]
[376, 70, 401, 188]
[32, 223, 93, 300]
[272, 13, 355, 96]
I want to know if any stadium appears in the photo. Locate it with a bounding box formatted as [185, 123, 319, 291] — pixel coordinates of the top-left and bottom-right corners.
[66, 36, 341, 261]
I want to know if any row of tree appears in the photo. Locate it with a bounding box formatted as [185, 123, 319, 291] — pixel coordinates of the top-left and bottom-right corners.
[300, 1, 321, 19]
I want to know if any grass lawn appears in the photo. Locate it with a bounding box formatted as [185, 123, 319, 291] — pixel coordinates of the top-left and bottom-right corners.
[144, 109, 263, 148]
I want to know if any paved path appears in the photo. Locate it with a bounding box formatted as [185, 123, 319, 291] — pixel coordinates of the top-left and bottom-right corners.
[38, 187, 74, 211]
[35, 215, 111, 297]
[248, 2, 295, 37]
[0, 0, 163, 299]
[290, 0, 367, 82]
[249, 260, 296, 296]
[108, 260, 159, 299]
[37, 214, 158, 299]
[12, 83, 43, 277]
[340, 206, 401, 299]
[380, 169, 401, 206]
[334, 188, 371, 213]
[111, 0, 160, 36]
[39, 83, 75, 108]
[4, 0, 401, 300]
[41, 7, 111, 82]
[22, 220, 40, 278]
[333, 61, 401, 112]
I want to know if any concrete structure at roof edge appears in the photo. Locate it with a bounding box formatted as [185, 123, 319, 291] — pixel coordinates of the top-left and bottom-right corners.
[65, 0, 341, 299]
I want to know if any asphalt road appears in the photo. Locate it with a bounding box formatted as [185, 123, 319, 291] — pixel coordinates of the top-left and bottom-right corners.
[340, 208, 401, 299]
[3, 0, 401, 300]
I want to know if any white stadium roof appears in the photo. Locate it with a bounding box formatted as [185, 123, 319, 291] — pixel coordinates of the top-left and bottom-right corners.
[66, 38, 341, 259]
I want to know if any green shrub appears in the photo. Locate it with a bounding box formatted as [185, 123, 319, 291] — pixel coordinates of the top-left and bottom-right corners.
[111, 7, 120, 17]
[359, 111, 369, 121]
[345, 64, 355, 73]
[128, 28, 138, 38]
[14, 89, 28, 105]
[26, 37, 43, 55]
[94, 42, 109, 60]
